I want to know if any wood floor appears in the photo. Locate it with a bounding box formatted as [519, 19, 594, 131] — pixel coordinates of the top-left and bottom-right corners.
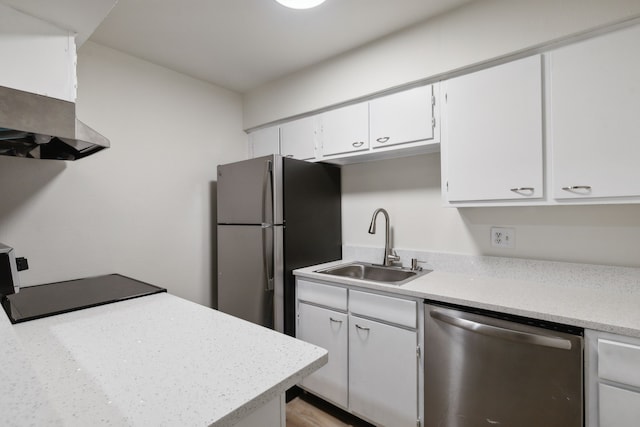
[286, 393, 374, 427]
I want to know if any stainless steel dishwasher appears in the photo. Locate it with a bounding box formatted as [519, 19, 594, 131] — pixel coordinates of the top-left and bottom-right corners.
[424, 302, 583, 427]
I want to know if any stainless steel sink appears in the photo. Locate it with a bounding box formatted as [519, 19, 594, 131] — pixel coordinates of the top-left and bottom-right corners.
[315, 262, 430, 286]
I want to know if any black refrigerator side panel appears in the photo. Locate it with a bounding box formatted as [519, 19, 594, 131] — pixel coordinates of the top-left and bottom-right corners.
[283, 158, 342, 336]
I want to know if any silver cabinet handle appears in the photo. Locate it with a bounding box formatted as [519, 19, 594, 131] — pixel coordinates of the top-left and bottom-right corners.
[329, 317, 343, 324]
[562, 185, 592, 191]
[510, 187, 534, 193]
[352, 141, 364, 147]
[376, 137, 390, 143]
[284, 154, 294, 158]
[430, 310, 572, 350]
[355, 324, 370, 331]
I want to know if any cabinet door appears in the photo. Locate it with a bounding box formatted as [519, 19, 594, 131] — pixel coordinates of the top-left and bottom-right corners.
[349, 315, 418, 427]
[280, 116, 317, 160]
[249, 126, 280, 158]
[369, 85, 435, 148]
[320, 102, 369, 157]
[443, 55, 543, 202]
[549, 25, 640, 200]
[297, 302, 348, 409]
[599, 384, 640, 427]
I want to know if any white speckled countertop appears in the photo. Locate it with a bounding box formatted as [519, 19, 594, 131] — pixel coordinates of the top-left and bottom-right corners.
[295, 257, 640, 338]
[0, 293, 327, 427]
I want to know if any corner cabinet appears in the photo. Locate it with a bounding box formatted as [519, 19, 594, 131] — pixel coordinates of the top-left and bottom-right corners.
[441, 55, 544, 204]
[548, 24, 640, 201]
[248, 126, 280, 158]
[296, 278, 422, 427]
[296, 281, 349, 409]
[586, 330, 640, 427]
[279, 116, 318, 160]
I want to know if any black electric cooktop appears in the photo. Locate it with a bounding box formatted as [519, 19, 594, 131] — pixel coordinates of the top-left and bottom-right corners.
[1, 274, 166, 324]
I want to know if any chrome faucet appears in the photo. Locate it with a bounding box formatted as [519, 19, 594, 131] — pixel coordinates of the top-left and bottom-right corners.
[368, 208, 400, 267]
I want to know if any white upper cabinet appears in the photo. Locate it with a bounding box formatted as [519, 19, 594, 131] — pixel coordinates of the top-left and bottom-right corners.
[369, 85, 435, 149]
[280, 116, 318, 160]
[442, 55, 544, 203]
[320, 102, 369, 157]
[248, 126, 280, 158]
[549, 25, 640, 200]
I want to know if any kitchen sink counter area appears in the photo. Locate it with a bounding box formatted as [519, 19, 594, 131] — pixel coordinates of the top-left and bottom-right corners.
[295, 258, 640, 338]
[0, 292, 327, 427]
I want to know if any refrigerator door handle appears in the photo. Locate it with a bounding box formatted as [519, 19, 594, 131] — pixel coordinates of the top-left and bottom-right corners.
[262, 159, 273, 225]
[262, 224, 274, 292]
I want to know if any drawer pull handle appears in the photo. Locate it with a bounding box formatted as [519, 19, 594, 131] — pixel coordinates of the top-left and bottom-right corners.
[285, 154, 294, 158]
[376, 137, 390, 143]
[352, 141, 364, 148]
[510, 187, 534, 194]
[562, 185, 592, 191]
[355, 324, 370, 331]
[329, 317, 343, 324]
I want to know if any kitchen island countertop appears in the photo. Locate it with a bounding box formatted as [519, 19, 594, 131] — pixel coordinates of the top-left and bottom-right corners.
[295, 260, 640, 338]
[0, 292, 327, 426]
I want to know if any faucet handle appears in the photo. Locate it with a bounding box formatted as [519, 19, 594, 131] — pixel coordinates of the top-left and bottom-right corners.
[411, 258, 424, 271]
[387, 250, 401, 264]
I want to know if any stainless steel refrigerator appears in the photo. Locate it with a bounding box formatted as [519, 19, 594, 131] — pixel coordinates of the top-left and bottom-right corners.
[216, 154, 341, 336]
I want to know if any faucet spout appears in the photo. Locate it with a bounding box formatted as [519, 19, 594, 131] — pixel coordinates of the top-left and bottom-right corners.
[368, 208, 400, 266]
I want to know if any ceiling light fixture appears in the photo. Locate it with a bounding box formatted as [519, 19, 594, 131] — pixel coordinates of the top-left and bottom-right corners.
[275, 0, 327, 10]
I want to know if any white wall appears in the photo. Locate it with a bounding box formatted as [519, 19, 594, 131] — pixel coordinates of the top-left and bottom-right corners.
[343, 154, 640, 268]
[244, 0, 640, 268]
[243, 0, 640, 128]
[0, 42, 247, 306]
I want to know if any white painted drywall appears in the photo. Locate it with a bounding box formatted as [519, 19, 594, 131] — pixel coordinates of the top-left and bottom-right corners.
[0, 3, 76, 102]
[244, 0, 640, 268]
[0, 42, 247, 306]
[343, 154, 640, 268]
[243, 0, 640, 128]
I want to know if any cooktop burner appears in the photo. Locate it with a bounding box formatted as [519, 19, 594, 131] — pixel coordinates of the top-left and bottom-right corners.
[1, 274, 166, 324]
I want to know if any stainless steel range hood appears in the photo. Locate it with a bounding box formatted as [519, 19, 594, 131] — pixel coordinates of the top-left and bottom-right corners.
[0, 85, 109, 161]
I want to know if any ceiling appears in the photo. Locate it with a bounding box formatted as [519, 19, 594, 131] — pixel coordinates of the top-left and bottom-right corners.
[89, 0, 475, 93]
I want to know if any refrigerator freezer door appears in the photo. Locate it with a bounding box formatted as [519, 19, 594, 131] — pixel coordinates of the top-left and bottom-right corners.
[218, 225, 275, 328]
[217, 155, 283, 225]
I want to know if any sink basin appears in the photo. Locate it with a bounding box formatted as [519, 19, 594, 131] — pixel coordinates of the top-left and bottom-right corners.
[315, 262, 430, 286]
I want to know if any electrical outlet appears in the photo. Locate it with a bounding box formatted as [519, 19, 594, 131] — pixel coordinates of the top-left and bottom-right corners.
[491, 227, 515, 248]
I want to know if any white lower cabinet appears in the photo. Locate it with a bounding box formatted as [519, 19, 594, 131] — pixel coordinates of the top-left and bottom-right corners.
[297, 302, 348, 409]
[586, 330, 640, 427]
[349, 315, 418, 427]
[296, 278, 422, 427]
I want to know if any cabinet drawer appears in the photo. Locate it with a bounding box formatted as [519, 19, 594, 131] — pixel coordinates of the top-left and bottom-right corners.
[297, 279, 347, 311]
[599, 384, 640, 427]
[349, 290, 416, 329]
[598, 339, 640, 388]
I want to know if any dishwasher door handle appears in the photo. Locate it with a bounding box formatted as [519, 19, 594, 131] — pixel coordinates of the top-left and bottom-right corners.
[430, 310, 573, 350]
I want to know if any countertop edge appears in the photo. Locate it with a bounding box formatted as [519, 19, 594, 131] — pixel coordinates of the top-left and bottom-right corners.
[214, 351, 328, 427]
[294, 261, 640, 338]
